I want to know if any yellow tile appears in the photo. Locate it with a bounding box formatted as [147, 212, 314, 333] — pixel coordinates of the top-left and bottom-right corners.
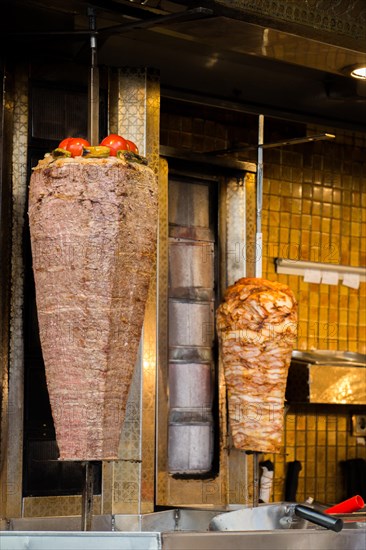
[270, 180, 281, 194]
[348, 310, 358, 324]
[281, 181, 292, 195]
[322, 187, 332, 202]
[350, 251, 360, 265]
[286, 414, 296, 426]
[351, 222, 361, 236]
[331, 219, 341, 234]
[290, 229, 301, 243]
[297, 337, 308, 349]
[337, 416, 348, 431]
[343, 205, 351, 220]
[280, 228, 289, 242]
[339, 325, 349, 338]
[307, 415, 316, 430]
[269, 196, 281, 211]
[301, 215, 311, 230]
[281, 212, 291, 228]
[321, 218, 331, 234]
[312, 202, 321, 215]
[317, 416, 327, 430]
[295, 447, 306, 461]
[291, 199, 302, 214]
[328, 309, 338, 323]
[351, 207, 361, 221]
[292, 214, 301, 229]
[286, 448, 295, 462]
[303, 183, 312, 198]
[303, 200, 312, 214]
[270, 211, 280, 226]
[323, 203, 332, 218]
[332, 204, 341, 218]
[333, 189, 342, 203]
[341, 249, 350, 263]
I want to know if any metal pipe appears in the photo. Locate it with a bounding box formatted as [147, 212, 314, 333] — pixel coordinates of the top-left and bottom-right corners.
[81, 461, 94, 531]
[87, 8, 99, 145]
[205, 133, 335, 155]
[255, 115, 264, 278]
[253, 452, 260, 507]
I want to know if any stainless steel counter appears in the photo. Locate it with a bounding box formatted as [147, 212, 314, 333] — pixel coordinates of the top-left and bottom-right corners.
[1, 508, 365, 550]
[0, 532, 162, 550]
[162, 530, 365, 550]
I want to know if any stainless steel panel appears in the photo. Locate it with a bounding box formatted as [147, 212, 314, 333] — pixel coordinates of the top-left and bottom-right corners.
[287, 350, 366, 404]
[292, 350, 366, 364]
[169, 181, 209, 228]
[168, 423, 213, 474]
[225, 177, 246, 285]
[309, 365, 366, 405]
[162, 530, 366, 550]
[0, 532, 161, 549]
[169, 363, 213, 409]
[8, 515, 112, 532]
[169, 240, 214, 300]
[169, 301, 214, 348]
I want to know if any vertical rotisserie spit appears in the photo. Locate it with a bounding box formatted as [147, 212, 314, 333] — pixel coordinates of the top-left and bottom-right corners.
[216, 278, 297, 453]
[28, 154, 158, 460]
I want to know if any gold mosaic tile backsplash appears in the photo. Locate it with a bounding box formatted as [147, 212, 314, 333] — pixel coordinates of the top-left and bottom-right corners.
[161, 109, 366, 506]
[261, 133, 366, 355]
[269, 408, 366, 504]
[260, 130, 366, 504]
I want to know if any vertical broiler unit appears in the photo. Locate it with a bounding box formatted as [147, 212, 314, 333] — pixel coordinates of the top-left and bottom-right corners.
[167, 179, 215, 474]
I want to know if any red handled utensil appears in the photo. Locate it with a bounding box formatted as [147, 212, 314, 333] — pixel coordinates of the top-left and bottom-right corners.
[325, 495, 364, 514]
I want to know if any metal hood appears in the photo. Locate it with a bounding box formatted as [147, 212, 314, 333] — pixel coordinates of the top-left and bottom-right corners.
[3, 0, 366, 130]
[286, 350, 366, 405]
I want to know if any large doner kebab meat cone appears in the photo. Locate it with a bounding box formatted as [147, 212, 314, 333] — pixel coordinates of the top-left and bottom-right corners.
[216, 278, 297, 454]
[28, 154, 158, 460]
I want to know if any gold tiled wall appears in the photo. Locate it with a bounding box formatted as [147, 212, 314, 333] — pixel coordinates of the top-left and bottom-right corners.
[270, 407, 366, 504]
[261, 127, 366, 504]
[161, 107, 366, 506]
[261, 130, 366, 354]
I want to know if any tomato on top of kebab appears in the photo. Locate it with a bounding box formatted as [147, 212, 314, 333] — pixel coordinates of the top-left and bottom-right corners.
[58, 137, 90, 157]
[100, 134, 139, 155]
[54, 134, 142, 162]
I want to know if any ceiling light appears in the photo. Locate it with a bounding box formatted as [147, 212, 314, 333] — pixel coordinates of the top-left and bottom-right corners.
[343, 64, 366, 80]
[351, 66, 366, 79]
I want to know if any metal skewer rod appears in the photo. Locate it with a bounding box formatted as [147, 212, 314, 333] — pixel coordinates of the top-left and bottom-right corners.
[87, 7, 99, 145]
[255, 114, 264, 278]
[253, 452, 260, 507]
[81, 461, 94, 531]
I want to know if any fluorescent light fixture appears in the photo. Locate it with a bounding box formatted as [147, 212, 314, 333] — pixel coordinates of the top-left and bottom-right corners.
[275, 258, 366, 283]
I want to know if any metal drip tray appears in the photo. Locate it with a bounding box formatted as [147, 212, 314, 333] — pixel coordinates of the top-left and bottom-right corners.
[286, 350, 366, 405]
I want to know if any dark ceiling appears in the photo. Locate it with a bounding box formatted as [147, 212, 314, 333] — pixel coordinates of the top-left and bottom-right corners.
[3, 0, 366, 131]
